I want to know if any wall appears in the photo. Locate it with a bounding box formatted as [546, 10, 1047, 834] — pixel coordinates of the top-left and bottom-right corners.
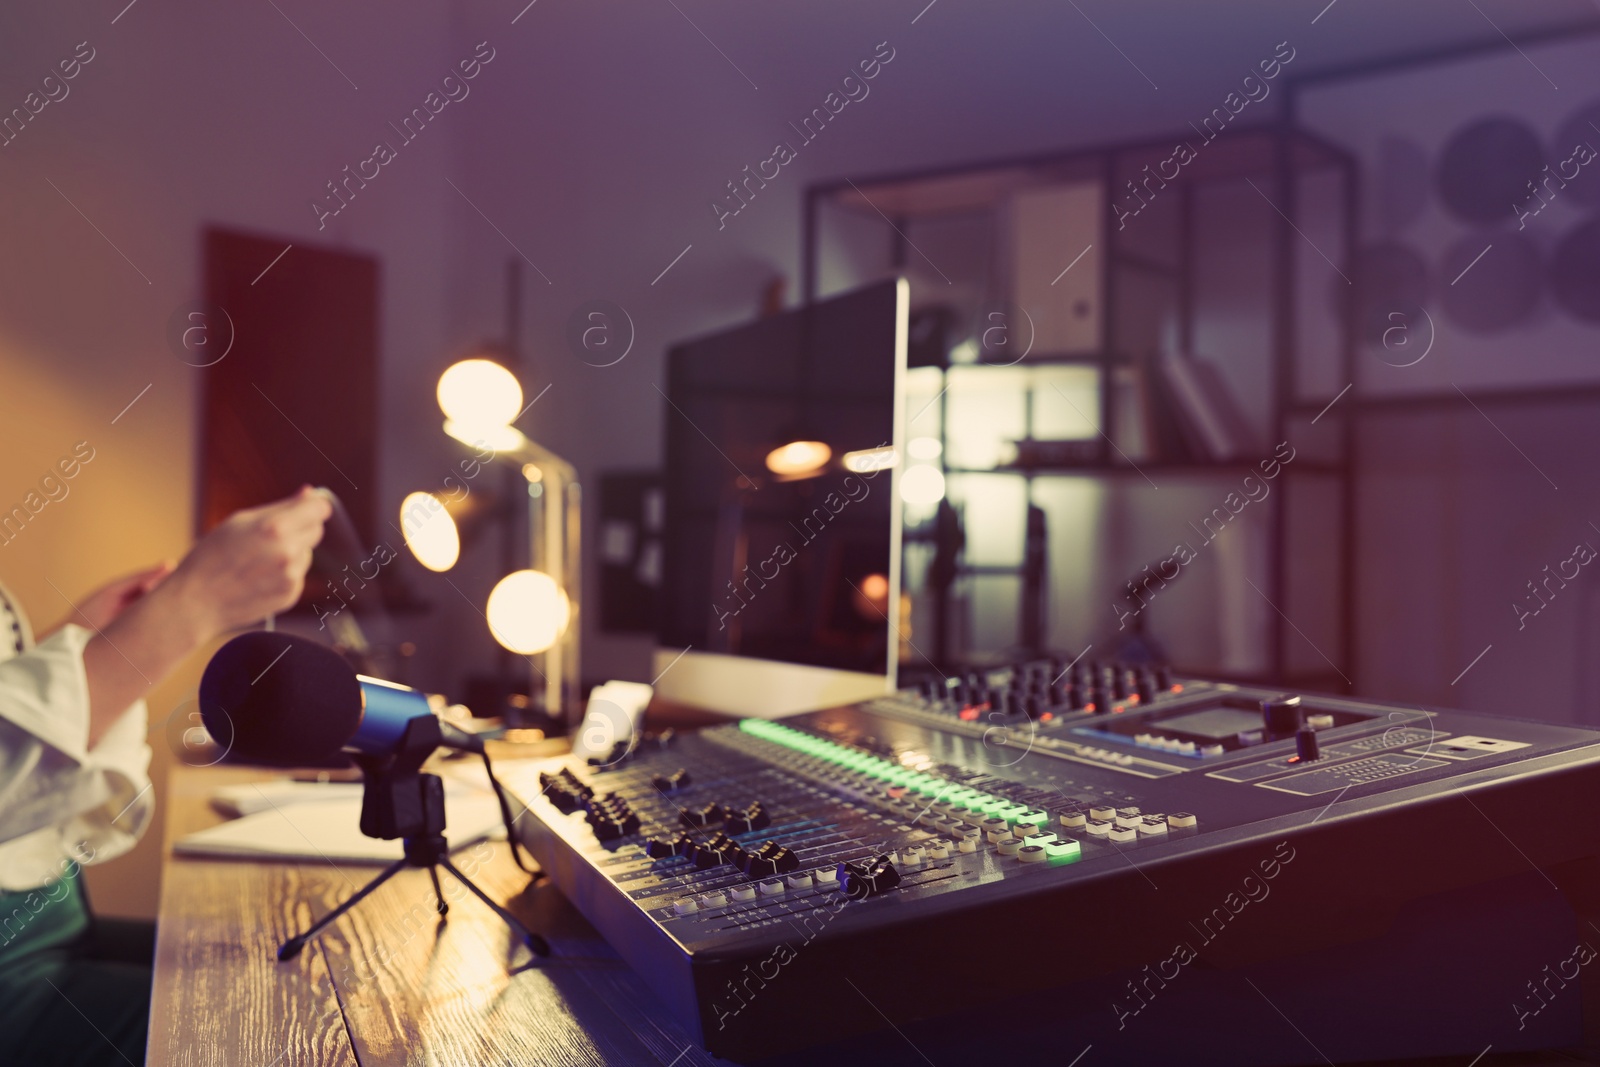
[1298, 32, 1600, 718]
[448, 0, 1593, 687]
[0, 0, 468, 917]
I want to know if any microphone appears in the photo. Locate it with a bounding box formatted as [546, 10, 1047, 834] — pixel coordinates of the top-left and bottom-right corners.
[198, 631, 482, 765]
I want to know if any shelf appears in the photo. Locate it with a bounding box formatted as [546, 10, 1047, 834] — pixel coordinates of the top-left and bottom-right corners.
[808, 120, 1356, 684]
[813, 123, 1353, 224]
[945, 459, 1345, 477]
[1289, 385, 1600, 418]
[928, 350, 1135, 369]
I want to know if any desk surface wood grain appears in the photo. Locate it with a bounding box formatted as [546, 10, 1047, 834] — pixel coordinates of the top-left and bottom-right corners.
[148, 763, 727, 1067]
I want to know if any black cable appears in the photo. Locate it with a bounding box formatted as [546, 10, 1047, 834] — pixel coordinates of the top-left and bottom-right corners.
[480, 748, 541, 876]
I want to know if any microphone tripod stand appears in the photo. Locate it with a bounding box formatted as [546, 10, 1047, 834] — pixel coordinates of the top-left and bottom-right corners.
[277, 717, 550, 963]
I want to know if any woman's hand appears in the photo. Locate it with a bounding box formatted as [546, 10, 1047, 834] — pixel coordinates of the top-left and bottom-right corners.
[80, 486, 332, 746]
[160, 486, 333, 644]
[67, 562, 174, 633]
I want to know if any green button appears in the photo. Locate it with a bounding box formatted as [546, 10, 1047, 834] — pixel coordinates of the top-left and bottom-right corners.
[1045, 839, 1082, 864]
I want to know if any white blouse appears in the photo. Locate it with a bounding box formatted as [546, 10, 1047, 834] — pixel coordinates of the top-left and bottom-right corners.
[0, 582, 153, 890]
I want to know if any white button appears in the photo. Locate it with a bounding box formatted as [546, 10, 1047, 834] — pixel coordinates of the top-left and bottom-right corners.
[996, 837, 1023, 856]
[698, 891, 728, 908]
[1090, 806, 1115, 821]
[816, 868, 840, 885]
[986, 827, 1013, 844]
[674, 898, 699, 915]
[1176, 741, 1197, 755]
[759, 879, 785, 896]
[786, 872, 814, 890]
[928, 843, 950, 859]
[1109, 827, 1137, 843]
[1018, 845, 1047, 863]
[1168, 812, 1198, 829]
[1138, 819, 1168, 836]
[1308, 713, 1335, 729]
[1201, 744, 1225, 758]
[1115, 814, 1141, 828]
[1014, 821, 1040, 838]
[1135, 733, 1155, 746]
[1024, 832, 1057, 847]
[1059, 812, 1087, 829]
[731, 885, 757, 901]
[1085, 821, 1111, 836]
[958, 836, 978, 852]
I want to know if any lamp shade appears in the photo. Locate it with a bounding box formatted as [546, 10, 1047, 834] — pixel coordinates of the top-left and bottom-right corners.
[486, 569, 572, 655]
[437, 358, 524, 429]
[900, 464, 946, 505]
[397, 491, 461, 572]
[765, 440, 831, 478]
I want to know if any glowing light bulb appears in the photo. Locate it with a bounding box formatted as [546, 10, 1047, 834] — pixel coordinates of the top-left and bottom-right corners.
[398, 492, 460, 572]
[436, 359, 524, 429]
[900, 465, 946, 505]
[486, 569, 571, 654]
[765, 440, 832, 477]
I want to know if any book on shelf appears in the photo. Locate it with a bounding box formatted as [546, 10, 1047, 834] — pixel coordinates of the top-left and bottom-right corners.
[1157, 353, 1258, 461]
[1110, 364, 1155, 462]
[1140, 359, 1198, 462]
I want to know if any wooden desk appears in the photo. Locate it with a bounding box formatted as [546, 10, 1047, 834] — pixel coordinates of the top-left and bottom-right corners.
[147, 764, 727, 1067]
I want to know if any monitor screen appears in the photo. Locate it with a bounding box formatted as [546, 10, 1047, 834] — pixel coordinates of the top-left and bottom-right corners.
[659, 279, 906, 695]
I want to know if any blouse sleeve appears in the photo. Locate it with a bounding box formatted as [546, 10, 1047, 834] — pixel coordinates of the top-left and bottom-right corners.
[0, 623, 152, 885]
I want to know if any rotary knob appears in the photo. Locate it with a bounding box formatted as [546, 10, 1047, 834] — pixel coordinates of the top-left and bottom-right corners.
[1295, 725, 1322, 762]
[1261, 694, 1303, 736]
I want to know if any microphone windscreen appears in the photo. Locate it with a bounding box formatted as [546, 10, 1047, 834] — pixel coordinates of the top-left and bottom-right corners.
[199, 632, 363, 765]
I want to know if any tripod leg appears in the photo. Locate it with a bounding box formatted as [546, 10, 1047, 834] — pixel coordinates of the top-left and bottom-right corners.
[437, 858, 550, 958]
[428, 866, 448, 916]
[278, 857, 410, 961]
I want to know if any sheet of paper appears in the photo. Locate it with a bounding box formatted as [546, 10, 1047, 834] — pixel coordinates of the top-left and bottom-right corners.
[176, 788, 504, 864]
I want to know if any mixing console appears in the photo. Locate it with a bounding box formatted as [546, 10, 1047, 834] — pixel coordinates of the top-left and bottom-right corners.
[507, 663, 1600, 1062]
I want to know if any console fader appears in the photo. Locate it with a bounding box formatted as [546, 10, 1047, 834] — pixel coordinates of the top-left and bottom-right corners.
[507, 662, 1600, 1061]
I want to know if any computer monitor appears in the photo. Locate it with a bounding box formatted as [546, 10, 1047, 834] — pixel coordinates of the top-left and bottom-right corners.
[654, 278, 908, 717]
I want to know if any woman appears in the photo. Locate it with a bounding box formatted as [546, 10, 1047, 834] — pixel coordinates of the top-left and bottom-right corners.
[0, 486, 331, 1066]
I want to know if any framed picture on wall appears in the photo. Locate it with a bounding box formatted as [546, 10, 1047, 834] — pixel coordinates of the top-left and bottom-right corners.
[1293, 30, 1600, 397]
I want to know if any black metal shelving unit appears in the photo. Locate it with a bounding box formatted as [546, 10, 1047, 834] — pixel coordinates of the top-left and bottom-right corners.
[803, 122, 1360, 690]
